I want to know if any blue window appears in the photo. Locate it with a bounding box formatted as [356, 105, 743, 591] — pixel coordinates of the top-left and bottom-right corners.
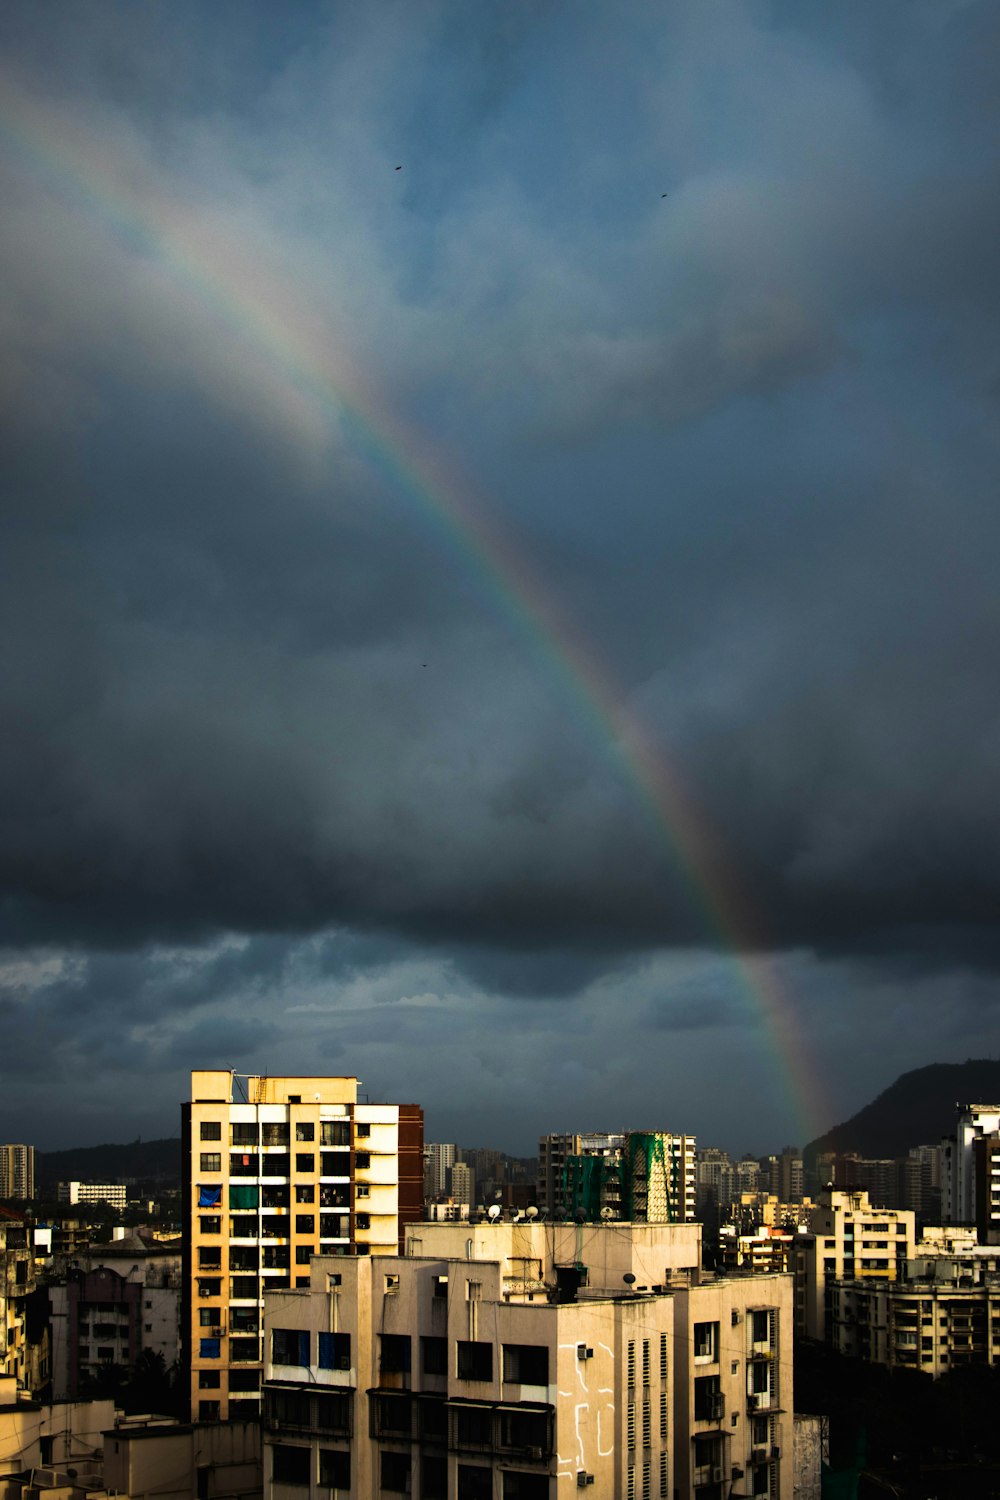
[198, 1186, 223, 1208]
[200, 1338, 221, 1359]
[318, 1332, 351, 1370]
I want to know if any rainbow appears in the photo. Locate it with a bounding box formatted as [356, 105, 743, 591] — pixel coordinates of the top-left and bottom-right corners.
[1, 73, 831, 1143]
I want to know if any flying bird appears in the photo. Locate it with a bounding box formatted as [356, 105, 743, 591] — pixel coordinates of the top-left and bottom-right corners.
[395, 165, 402, 170]
[661, 193, 668, 198]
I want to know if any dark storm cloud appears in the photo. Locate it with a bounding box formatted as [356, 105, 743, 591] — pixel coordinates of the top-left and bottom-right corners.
[2, 0, 1000, 1154]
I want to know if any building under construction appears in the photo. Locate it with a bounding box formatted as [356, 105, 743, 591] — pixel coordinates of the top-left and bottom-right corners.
[563, 1130, 697, 1222]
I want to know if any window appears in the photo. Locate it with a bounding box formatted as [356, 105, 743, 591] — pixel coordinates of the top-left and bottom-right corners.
[315, 1391, 352, 1435]
[272, 1445, 310, 1486]
[230, 1214, 257, 1238]
[231, 1151, 259, 1176]
[458, 1465, 492, 1500]
[198, 1278, 221, 1297]
[231, 1307, 259, 1332]
[751, 1360, 770, 1395]
[199, 1371, 221, 1388]
[200, 1121, 222, 1140]
[273, 1328, 310, 1366]
[263, 1123, 289, 1146]
[498, 1409, 550, 1454]
[230, 1246, 258, 1271]
[296, 1246, 314, 1264]
[200, 1153, 221, 1172]
[230, 1275, 258, 1299]
[296, 1184, 315, 1203]
[419, 1397, 448, 1442]
[503, 1344, 549, 1385]
[423, 1455, 448, 1500]
[356, 1213, 370, 1231]
[380, 1334, 411, 1373]
[454, 1405, 492, 1450]
[321, 1121, 350, 1146]
[230, 1369, 260, 1391]
[199, 1216, 221, 1235]
[296, 1153, 315, 1173]
[230, 1336, 259, 1363]
[356, 1183, 370, 1198]
[296, 1214, 315, 1233]
[457, 1341, 493, 1381]
[295, 1122, 315, 1141]
[422, 1337, 448, 1375]
[752, 1310, 770, 1343]
[370, 1392, 413, 1437]
[199, 1338, 221, 1359]
[198, 1247, 221, 1270]
[694, 1375, 722, 1422]
[355, 1151, 371, 1169]
[693, 1321, 718, 1362]
[321, 1151, 351, 1177]
[503, 1475, 550, 1500]
[381, 1452, 411, 1494]
[199, 1400, 220, 1422]
[356, 1122, 371, 1138]
[232, 1123, 257, 1146]
[318, 1331, 351, 1370]
[270, 1389, 312, 1427]
[319, 1450, 350, 1489]
[198, 1184, 223, 1208]
[199, 1307, 218, 1327]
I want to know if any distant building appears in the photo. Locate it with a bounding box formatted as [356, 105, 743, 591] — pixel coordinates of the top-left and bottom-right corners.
[562, 1132, 697, 1223]
[0, 1145, 35, 1202]
[57, 1181, 128, 1211]
[448, 1161, 474, 1208]
[48, 1231, 182, 1399]
[424, 1144, 457, 1201]
[941, 1103, 1000, 1224]
[537, 1133, 622, 1218]
[260, 1220, 795, 1500]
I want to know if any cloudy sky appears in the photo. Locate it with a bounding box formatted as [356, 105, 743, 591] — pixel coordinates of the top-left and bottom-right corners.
[2, 0, 1000, 1156]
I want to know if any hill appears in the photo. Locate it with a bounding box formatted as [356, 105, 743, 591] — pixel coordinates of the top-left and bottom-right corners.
[37, 1137, 181, 1193]
[804, 1058, 1000, 1170]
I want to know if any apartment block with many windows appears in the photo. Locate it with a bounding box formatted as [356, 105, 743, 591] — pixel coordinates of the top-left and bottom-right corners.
[260, 1220, 793, 1500]
[182, 1070, 423, 1422]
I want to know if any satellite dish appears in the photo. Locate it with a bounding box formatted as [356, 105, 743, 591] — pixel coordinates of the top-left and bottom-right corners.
[487, 1204, 501, 1221]
[526, 1206, 539, 1220]
[511, 1210, 522, 1222]
[623, 1273, 636, 1286]
[600, 1207, 614, 1220]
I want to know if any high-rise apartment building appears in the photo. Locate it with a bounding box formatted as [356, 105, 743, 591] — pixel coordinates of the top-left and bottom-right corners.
[942, 1104, 1000, 1224]
[793, 1188, 916, 1340]
[424, 1144, 457, 1201]
[183, 1070, 423, 1423]
[0, 1145, 35, 1202]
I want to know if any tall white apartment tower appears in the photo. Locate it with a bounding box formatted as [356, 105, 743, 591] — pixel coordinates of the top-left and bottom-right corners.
[183, 1070, 423, 1423]
[943, 1104, 1000, 1223]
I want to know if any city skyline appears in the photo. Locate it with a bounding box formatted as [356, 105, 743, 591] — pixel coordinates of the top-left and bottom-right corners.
[3, 2, 1000, 1151]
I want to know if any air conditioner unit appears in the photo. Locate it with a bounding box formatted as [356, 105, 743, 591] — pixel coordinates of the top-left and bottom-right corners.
[731, 1467, 744, 1481]
[210, 1327, 226, 1337]
[771, 1446, 781, 1460]
[577, 1344, 594, 1360]
[731, 1310, 743, 1325]
[711, 1468, 724, 1484]
[576, 1473, 594, 1488]
[526, 1448, 544, 1462]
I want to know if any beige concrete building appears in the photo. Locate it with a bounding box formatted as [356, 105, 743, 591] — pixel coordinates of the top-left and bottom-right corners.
[183, 1071, 423, 1424]
[792, 1189, 916, 1341]
[0, 1375, 113, 1498]
[103, 1415, 261, 1500]
[57, 1185, 128, 1212]
[260, 1221, 793, 1500]
[0, 1208, 35, 1389]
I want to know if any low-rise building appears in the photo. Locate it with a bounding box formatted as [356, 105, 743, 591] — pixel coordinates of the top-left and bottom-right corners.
[260, 1220, 794, 1500]
[57, 1184, 128, 1213]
